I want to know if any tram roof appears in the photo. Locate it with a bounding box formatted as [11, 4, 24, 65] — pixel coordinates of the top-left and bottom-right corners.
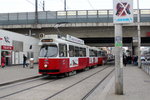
[41, 34, 85, 45]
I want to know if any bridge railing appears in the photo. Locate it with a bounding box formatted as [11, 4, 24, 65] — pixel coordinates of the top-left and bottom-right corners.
[0, 9, 150, 25]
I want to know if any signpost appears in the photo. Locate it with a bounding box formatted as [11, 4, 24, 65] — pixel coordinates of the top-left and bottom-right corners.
[113, 0, 133, 95]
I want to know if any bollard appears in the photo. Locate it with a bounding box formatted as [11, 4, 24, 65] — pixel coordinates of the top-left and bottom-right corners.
[29, 58, 34, 69]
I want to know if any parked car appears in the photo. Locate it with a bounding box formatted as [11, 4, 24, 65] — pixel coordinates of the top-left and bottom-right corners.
[107, 54, 114, 61]
[141, 56, 146, 61]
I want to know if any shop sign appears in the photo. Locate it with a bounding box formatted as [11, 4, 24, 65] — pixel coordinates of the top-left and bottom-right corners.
[1, 45, 14, 50]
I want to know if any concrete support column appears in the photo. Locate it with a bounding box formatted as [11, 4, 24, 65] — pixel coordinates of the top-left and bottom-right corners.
[133, 46, 139, 56]
[115, 24, 123, 95]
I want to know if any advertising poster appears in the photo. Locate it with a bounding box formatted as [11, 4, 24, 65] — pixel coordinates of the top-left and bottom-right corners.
[113, 0, 133, 23]
[70, 58, 78, 68]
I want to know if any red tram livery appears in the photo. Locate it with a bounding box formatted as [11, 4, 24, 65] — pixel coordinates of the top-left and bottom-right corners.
[38, 34, 107, 76]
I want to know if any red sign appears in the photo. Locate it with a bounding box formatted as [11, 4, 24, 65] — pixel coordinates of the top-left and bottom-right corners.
[0, 37, 3, 40]
[146, 32, 150, 37]
[1, 45, 14, 50]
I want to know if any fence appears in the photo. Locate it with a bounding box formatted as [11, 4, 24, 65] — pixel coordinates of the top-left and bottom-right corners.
[142, 61, 150, 75]
[0, 9, 150, 25]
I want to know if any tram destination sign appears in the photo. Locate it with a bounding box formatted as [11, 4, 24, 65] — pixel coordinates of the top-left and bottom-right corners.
[113, 0, 133, 24]
[66, 35, 85, 45]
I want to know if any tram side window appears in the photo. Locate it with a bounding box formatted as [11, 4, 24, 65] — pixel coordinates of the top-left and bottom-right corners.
[59, 44, 67, 57]
[102, 52, 104, 56]
[79, 48, 86, 57]
[83, 48, 86, 57]
[75, 47, 79, 57]
[98, 51, 102, 57]
[90, 49, 97, 57]
[103, 51, 107, 56]
[90, 49, 94, 57]
[94, 50, 98, 57]
[102, 51, 106, 56]
[69, 45, 74, 57]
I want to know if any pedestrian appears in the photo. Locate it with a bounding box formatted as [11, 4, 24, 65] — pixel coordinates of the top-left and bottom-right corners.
[133, 56, 138, 66]
[1, 55, 6, 68]
[123, 54, 127, 66]
[128, 56, 132, 64]
[26, 59, 29, 67]
[23, 54, 28, 68]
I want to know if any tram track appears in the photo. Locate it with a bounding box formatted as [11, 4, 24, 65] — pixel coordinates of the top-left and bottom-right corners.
[43, 67, 112, 100]
[0, 75, 44, 87]
[0, 75, 50, 90]
[81, 68, 114, 100]
[0, 79, 57, 99]
[0, 66, 113, 100]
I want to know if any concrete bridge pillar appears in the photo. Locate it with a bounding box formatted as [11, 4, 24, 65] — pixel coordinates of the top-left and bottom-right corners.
[132, 46, 139, 56]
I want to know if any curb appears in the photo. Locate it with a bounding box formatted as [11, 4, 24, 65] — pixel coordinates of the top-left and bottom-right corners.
[0, 75, 41, 87]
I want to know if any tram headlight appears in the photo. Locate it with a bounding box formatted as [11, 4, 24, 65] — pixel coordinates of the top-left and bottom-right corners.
[44, 64, 48, 68]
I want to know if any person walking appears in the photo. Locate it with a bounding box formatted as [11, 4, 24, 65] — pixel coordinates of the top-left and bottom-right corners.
[133, 56, 138, 66]
[123, 54, 127, 66]
[23, 54, 28, 68]
[1, 55, 6, 68]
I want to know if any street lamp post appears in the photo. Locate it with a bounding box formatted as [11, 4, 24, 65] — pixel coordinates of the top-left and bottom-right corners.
[64, 0, 66, 11]
[35, 0, 38, 24]
[137, 0, 141, 68]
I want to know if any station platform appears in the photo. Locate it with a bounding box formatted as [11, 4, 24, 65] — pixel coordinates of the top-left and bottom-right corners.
[0, 64, 150, 100]
[104, 65, 150, 100]
[0, 64, 39, 85]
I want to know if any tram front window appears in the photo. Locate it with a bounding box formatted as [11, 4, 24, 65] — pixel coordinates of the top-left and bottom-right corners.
[39, 44, 58, 57]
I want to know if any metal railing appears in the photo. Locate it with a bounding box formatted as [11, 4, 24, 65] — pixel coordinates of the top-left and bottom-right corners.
[142, 61, 150, 75]
[0, 9, 150, 25]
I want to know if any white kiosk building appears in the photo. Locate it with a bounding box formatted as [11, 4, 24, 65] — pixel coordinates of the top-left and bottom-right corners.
[0, 29, 40, 66]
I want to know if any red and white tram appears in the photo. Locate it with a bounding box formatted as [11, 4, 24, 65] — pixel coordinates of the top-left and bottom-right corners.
[38, 34, 106, 75]
[98, 49, 108, 65]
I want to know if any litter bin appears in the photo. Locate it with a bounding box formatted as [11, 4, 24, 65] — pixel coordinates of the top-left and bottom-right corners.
[29, 58, 34, 68]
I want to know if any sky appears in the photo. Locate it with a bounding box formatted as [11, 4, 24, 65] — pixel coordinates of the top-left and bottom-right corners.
[0, 0, 149, 13]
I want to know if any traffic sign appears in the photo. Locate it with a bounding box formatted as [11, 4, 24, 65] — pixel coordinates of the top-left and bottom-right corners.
[113, 0, 133, 24]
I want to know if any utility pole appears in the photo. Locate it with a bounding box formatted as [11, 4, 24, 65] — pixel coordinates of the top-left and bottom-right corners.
[64, 0, 66, 11]
[115, 24, 123, 95]
[113, 0, 133, 95]
[43, 0, 45, 11]
[137, 0, 141, 68]
[35, 0, 38, 24]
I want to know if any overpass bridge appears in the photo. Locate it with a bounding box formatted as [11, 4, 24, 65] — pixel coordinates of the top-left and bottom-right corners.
[0, 9, 150, 51]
